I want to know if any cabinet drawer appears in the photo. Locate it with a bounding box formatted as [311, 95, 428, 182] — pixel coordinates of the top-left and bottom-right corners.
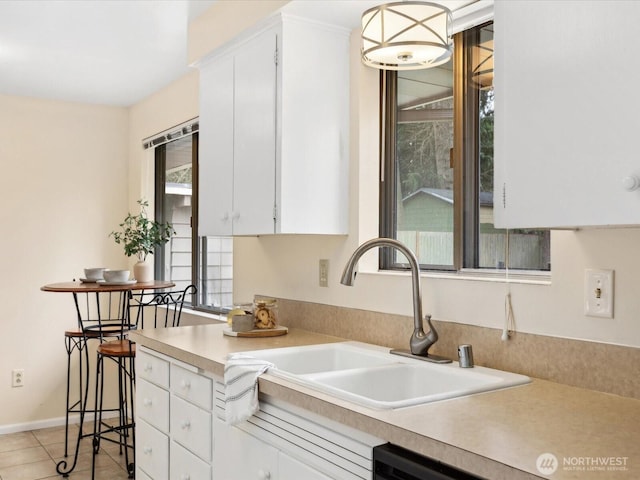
[170, 395, 212, 462]
[171, 364, 212, 410]
[138, 348, 170, 388]
[136, 419, 169, 480]
[170, 441, 211, 480]
[136, 468, 153, 480]
[137, 378, 170, 433]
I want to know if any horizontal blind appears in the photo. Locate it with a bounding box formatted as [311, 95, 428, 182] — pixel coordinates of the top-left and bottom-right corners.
[142, 118, 199, 150]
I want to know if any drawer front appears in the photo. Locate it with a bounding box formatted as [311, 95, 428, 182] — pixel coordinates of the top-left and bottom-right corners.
[170, 441, 212, 480]
[137, 378, 170, 433]
[170, 364, 213, 410]
[170, 395, 212, 462]
[138, 348, 170, 388]
[136, 419, 169, 480]
[136, 468, 153, 480]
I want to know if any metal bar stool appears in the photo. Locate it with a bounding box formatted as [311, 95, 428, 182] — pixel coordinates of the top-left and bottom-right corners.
[58, 290, 129, 478]
[90, 290, 137, 479]
[91, 284, 196, 479]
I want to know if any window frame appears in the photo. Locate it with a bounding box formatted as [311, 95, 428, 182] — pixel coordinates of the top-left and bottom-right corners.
[380, 21, 547, 274]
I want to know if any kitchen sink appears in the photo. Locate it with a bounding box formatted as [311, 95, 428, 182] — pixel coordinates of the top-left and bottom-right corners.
[244, 342, 530, 409]
[243, 342, 398, 374]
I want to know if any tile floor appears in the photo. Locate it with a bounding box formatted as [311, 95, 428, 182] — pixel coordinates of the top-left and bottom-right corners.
[0, 424, 131, 480]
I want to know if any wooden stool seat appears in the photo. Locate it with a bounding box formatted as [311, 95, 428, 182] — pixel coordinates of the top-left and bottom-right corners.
[97, 339, 136, 358]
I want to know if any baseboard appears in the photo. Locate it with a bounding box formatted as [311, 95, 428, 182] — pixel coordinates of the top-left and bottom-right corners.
[0, 411, 120, 435]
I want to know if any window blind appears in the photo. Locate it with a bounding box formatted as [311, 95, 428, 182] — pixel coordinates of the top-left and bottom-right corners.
[142, 118, 199, 150]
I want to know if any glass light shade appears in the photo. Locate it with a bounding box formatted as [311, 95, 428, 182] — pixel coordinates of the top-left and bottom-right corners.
[361, 1, 453, 70]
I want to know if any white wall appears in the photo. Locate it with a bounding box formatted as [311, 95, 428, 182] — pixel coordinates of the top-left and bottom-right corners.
[0, 94, 129, 427]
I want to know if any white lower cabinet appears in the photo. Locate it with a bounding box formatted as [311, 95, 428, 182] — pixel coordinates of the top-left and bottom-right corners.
[213, 417, 278, 480]
[136, 347, 216, 480]
[213, 381, 384, 480]
[213, 418, 332, 480]
[137, 419, 169, 480]
[170, 395, 212, 463]
[170, 441, 212, 480]
[278, 451, 332, 480]
[137, 347, 383, 480]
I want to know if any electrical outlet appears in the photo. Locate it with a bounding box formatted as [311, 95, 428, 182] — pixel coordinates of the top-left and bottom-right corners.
[12, 369, 24, 388]
[585, 269, 614, 318]
[319, 259, 329, 287]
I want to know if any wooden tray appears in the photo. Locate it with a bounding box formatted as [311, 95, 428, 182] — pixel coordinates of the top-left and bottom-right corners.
[222, 325, 288, 338]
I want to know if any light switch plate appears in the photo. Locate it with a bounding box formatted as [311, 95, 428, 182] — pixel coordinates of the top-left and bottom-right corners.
[319, 259, 329, 287]
[584, 269, 614, 318]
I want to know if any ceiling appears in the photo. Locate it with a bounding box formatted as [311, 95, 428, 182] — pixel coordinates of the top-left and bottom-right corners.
[0, 0, 478, 108]
[0, 0, 215, 106]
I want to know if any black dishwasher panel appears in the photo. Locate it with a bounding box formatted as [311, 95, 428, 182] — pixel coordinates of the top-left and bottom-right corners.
[373, 443, 486, 480]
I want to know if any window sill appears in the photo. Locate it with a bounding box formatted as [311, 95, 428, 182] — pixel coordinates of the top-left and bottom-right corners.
[181, 307, 227, 322]
[363, 268, 551, 286]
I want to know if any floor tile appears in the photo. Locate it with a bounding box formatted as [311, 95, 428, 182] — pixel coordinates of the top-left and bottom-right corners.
[0, 458, 57, 480]
[0, 446, 50, 469]
[0, 422, 129, 480]
[0, 432, 39, 453]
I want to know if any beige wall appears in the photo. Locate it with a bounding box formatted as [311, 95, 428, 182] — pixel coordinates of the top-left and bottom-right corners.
[188, 0, 288, 64]
[0, 94, 129, 428]
[127, 70, 200, 232]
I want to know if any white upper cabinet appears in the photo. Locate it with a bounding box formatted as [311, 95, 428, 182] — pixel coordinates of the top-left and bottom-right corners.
[198, 14, 350, 236]
[494, 1, 640, 229]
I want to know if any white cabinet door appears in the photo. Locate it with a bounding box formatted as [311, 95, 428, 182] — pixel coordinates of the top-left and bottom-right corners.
[232, 27, 278, 236]
[213, 418, 278, 480]
[494, 1, 640, 228]
[170, 441, 212, 480]
[199, 27, 277, 236]
[137, 419, 169, 480]
[137, 378, 170, 433]
[276, 17, 349, 235]
[171, 395, 213, 462]
[198, 15, 349, 236]
[199, 54, 234, 236]
[278, 452, 332, 480]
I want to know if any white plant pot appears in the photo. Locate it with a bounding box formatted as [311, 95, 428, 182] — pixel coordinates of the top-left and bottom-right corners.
[134, 260, 154, 283]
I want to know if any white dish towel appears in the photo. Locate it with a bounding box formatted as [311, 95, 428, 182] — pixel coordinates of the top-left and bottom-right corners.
[224, 353, 275, 425]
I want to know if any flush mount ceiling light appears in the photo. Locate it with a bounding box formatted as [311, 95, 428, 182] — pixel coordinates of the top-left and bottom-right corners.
[361, 1, 453, 70]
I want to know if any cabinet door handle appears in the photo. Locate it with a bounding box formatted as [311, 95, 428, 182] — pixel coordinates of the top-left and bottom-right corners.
[231, 211, 240, 220]
[181, 420, 191, 430]
[143, 398, 152, 407]
[222, 212, 229, 221]
[181, 379, 191, 389]
[144, 364, 152, 372]
[143, 446, 152, 455]
[257, 469, 271, 480]
[180, 475, 191, 480]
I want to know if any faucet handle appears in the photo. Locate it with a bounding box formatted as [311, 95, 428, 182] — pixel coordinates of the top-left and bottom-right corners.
[458, 344, 474, 368]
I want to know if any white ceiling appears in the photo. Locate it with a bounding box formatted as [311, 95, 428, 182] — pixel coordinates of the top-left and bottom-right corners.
[0, 0, 215, 106]
[0, 0, 479, 107]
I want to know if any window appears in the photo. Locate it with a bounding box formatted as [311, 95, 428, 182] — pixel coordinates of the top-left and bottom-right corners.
[381, 21, 550, 272]
[152, 125, 233, 312]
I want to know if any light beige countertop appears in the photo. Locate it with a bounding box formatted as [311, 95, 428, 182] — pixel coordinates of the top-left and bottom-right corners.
[131, 323, 640, 480]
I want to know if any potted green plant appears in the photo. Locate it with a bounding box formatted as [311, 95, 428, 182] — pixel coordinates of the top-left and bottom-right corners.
[110, 199, 174, 283]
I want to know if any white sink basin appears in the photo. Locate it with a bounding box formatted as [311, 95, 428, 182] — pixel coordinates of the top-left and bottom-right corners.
[244, 342, 530, 409]
[243, 342, 398, 374]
